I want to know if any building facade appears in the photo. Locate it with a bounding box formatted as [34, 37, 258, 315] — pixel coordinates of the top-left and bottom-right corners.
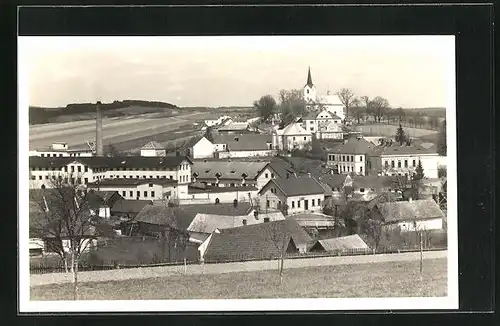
[380, 147, 440, 179]
[272, 122, 313, 151]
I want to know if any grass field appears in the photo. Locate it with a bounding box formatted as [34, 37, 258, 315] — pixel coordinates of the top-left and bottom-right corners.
[30, 258, 447, 300]
[356, 124, 438, 138]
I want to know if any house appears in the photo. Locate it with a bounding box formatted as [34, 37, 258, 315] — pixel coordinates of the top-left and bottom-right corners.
[216, 122, 251, 134]
[213, 134, 276, 158]
[204, 115, 232, 127]
[317, 121, 344, 140]
[199, 219, 312, 263]
[29, 155, 193, 194]
[191, 160, 279, 191]
[129, 205, 189, 242]
[272, 122, 313, 152]
[29, 142, 94, 158]
[379, 145, 440, 179]
[185, 136, 215, 159]
[140, 141, 166, 157]
[258, 175, 329, 214]
[87, 178, 180, 201]
[187, 211, 285, 243]
[309, 234, 370, 252]
[85, 190, 123, 218]
[110, 198, 153, 219]
[300, 109, 342, 134]
[326, 136, 382, 176]
[374, 198, 445, 231]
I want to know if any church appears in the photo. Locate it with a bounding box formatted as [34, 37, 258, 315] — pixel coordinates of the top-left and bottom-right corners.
[302, 67, 346, 121]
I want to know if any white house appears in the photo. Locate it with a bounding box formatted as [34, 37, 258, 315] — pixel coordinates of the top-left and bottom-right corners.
[300, 109, 342, 134]
[214, 134, 275, 158]
[87, 178, 180, 201]
[186, 137, 215, 159]
[375, 198, 445, 231]
[29, 142, 94, 158]
[380, 146, 440, 179]
[272, 122, 312, 152]
[140, 141, 166, 157]
[317, 120, 344, 140]
[29, 156, 193, 198]
[326, 136, 381, 176]
[257, 175, 329, 214]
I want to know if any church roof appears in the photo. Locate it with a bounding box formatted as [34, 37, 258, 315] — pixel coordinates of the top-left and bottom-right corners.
[305, 67, 314, 87]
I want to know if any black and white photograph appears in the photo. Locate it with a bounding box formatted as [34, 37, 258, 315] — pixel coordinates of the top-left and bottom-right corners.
[18, 35, 458, 311]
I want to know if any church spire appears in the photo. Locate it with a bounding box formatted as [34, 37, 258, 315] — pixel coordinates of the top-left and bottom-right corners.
[306, 66, 314, 87]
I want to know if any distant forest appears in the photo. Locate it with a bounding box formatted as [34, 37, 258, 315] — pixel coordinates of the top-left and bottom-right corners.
[29, 100, 178, 124]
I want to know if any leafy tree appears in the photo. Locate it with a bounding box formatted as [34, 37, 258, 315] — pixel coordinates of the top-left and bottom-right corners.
[350, 101, 365, 124]
[253, 95, 277, 122]
[337, 88, 356, 121]
[394, 124, 407, 146]
[436, 119, 447, 156]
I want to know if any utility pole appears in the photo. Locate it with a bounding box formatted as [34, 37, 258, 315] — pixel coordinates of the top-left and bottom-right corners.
[419, 228, 423, 274]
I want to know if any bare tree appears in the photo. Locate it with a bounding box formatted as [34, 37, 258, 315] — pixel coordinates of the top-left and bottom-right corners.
[29, 175, 96, 300]
[371, 96, 390, 123]
[269, 222, 290, 285]
[337, 88, 356, 121]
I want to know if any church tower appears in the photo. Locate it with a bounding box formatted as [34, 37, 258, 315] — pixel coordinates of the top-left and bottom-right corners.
[303, 66, 317, 105]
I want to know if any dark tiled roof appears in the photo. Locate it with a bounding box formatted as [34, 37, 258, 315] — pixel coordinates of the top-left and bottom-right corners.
[29, 156, 192, 169]
[134, 205, 179, 228]
[88, 178, 178, 187]
[192, 160, 270, 181]
[328, 137, 378, 155]
[376, 199, 444, 223]
[184, 135, 206, 148]
[318, 174, 347, 189]
[351, 176, 394, 189]
[262, 176, 327, 197]
[213, 134, 272, 151]
[203, 219, 312, 262]
[380, 145, 438, 156]
[146, 202, 254, 230]
[110, 199, 153, 214]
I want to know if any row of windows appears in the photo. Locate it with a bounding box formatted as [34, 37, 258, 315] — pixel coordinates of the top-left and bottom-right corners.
[328, 154, 363, 162]
[32, 166, 89, 172]
[290, 136, 309, 141]
[290, 198, 322, 208]
[264, 172, 275, 179]
[337, 165, 363, 173]
[32, 166, 187, 172]
[384, 159, 416, 169]
[32, 175, 89, 184]
[102, 175, 176, 180]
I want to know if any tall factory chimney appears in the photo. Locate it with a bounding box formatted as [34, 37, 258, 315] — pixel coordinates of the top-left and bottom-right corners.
[95, 101, 104, 156]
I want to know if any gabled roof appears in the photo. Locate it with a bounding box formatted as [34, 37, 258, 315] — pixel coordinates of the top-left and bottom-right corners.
[29, 156, 193, 169]
[145, 202, 254, 230]
[192, 160, 271, 181]
[318, 174, 347, 189]
[280, 122, 312, 136]
[203, 219, 312, 262]
[260, 176, 327, 197]
[134, 205, 179, 228]
[185, 136, 208, 149]
[141, 141, 165, 150]
[375, 199, 444, 223]
[217, 123, 249, 131]
[329, 137, 378, 155]
[268, 157, 298, 179]
[111, 199, 153, 214]
[213, 134, 272, 151]
[188, 185, 258, 194]
[187, 211, 285, 234]
[313, 234, 370, 251]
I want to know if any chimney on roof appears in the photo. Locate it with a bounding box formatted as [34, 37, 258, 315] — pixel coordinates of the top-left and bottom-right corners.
[95, 101, 104, 156]
[409, 197, 413, 203]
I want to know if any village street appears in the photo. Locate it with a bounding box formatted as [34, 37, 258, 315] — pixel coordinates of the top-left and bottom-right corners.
[30, 250, 447, 287]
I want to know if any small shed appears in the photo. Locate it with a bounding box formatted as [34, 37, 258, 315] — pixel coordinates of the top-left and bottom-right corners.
[309, 234, 370, 252]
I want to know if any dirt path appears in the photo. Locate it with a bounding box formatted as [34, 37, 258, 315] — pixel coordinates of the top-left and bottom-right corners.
[30, 250, 447, 287]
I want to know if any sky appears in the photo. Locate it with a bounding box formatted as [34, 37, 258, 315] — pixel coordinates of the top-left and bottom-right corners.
[19, 36, 455, 108]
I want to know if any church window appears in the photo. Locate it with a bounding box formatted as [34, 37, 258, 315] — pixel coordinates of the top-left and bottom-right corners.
[307, 89, 309, 94]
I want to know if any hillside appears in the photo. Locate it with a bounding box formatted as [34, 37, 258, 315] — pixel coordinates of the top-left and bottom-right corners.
[404, 107, 447, 117]
[29, 100, 180, 125]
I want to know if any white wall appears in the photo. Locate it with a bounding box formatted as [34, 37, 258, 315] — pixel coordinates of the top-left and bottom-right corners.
[397, 218, 443, 231]
[184, 189, 258, 204]
[283, 135, 312, 151]
[286, 194, 324, 214]
[192, 138, 215, 159]
[327, 153, 367, 176]
[140, 149, 166, 157]
[255, 166, 277, 191]
[381, 154, 439, 179]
